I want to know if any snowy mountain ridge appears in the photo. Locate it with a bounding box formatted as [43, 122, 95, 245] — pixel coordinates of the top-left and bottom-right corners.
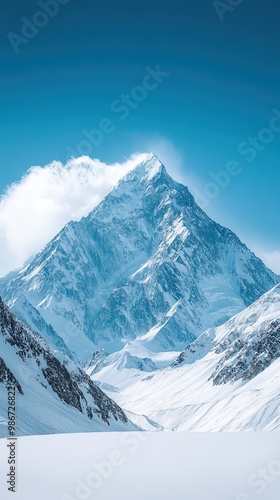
[0, 297, 137, 437]
[91, 283, 280, 431]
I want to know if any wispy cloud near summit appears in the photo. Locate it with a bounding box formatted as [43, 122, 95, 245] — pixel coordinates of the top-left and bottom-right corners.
[258, 250, 280, 276]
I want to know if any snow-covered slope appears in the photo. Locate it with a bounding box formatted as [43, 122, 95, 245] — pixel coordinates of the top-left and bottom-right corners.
[1, 153, 278, 366]
[91, 284, 280, 431]
[0, 298, 137, 437]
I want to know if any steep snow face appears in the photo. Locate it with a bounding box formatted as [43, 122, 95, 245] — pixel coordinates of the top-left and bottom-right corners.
[91, 284, 280, 432]
[11, 294, 78, 363]
[1, 153, 279, 363]
[0, 298, 136, 437]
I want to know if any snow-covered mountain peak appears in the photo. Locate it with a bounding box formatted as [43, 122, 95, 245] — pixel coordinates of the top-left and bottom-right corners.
[1, 154, 279, 364]
[126, 152, 165, 178]
[114, 152, 166, 186]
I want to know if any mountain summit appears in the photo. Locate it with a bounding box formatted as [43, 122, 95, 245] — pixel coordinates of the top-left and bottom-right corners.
[1, 154, 279, 364]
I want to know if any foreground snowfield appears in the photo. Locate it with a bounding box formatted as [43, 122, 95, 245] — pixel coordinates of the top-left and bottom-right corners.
[1, 432, 280, 499]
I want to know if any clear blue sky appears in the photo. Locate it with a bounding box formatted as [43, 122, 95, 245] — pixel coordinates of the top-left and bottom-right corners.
[1, 0, 280, 265]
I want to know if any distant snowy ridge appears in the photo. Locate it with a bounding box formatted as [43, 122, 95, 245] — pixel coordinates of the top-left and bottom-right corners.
[93, 284, 280, 431]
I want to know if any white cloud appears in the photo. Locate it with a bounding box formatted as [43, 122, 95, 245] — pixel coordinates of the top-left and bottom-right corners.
[0, 153, 148, 277]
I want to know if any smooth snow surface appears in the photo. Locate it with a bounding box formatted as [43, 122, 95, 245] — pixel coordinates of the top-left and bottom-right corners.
[0, 432, 280, 499]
